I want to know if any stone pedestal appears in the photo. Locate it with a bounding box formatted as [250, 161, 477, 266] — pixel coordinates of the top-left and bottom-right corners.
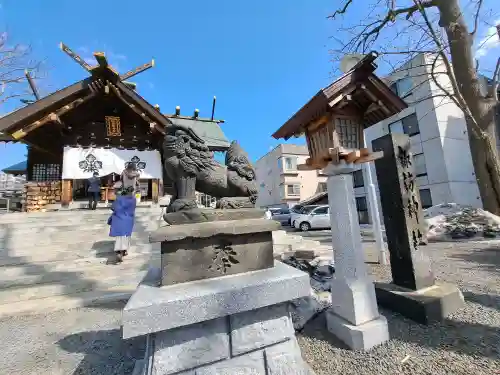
[372, 133, 464, 324]
[123, 263, 315, 375]
[151, 217, 278, 286]
[323, 162, 389, 351]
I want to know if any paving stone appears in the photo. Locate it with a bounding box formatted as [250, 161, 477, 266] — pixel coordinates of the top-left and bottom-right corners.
[153, 317, 229, 375]
[230, 303, 294, 356]
[265, 338, 311, 375]
[195, 351, 266, 375]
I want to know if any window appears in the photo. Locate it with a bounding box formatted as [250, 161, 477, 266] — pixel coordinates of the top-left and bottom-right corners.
[318, 182, 327, 192]
[389, 121, 404, 134]
[312, 206, 328, 215]
[390, 82, 398, 96]
[283, 156, 297, 171]
[355, 197, 369, 224]
[286, 184, 300, 196]
[390, 77, 413, 98]
[419, 189, 433, 209]
[402, 113, 420, 136]
[31, 164, 61, 182]
[355, 196, 368, 211]
[388, 113, 420, 136]
[353, 170, 364, 188]
[413, 153, 427, 177]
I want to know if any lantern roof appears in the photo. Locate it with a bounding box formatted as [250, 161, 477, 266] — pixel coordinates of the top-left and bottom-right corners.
[272, 52, 408, 140]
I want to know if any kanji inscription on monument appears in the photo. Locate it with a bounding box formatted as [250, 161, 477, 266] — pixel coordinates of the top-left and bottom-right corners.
[372, 133, 433, 290]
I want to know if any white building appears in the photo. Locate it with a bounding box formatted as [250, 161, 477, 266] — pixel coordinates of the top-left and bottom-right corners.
[255, 144, 327, 208]
[0, 172, 25, 193]
[353, 53, 483, 223]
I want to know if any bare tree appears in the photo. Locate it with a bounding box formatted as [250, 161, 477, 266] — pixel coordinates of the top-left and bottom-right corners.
[0, 32, 42, 106]
[329, 0, 500, 214]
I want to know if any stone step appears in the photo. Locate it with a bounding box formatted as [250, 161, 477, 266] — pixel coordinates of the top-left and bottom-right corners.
[0, 209, 161, 225]
[0, 243, 158, 266]
[0, 283, 139, 318]
[0, 265, 149, 305]
[0, 226, 160, 244]
[0, 216, 163, 229]
[0, 253, 159, 290]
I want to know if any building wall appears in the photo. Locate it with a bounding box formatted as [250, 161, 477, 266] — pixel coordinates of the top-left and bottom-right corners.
[361, 53, 481, 222]
[255, 144, 327, 208]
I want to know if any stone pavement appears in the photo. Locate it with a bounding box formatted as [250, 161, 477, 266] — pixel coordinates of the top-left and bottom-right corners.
[0, 240, 497, 375]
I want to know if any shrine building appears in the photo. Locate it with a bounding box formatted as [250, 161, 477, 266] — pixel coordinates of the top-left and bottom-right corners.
[0, 44, 229, 212]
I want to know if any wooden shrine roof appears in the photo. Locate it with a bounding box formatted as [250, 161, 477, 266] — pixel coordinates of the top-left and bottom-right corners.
[272, 52, 408, 140]
[2, 160, 27, 175]
[0, 44, 231, 152]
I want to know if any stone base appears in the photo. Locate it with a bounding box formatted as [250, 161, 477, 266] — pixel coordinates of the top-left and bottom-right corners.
[150, 218, 281, 285]
[326, 309, 389, 351]
[123, 262, 314, 374]
[163, 208, 265, 225]
[374, 282, 465, 325]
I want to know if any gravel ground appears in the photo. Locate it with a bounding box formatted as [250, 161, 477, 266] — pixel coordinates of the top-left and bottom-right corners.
[298, 241, 500, 375]
[0, 301, 143, 375]
[0, 241, 498, 374]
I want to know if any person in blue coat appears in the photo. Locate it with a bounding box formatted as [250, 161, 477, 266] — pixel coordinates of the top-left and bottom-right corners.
[108, 185, 136, 264]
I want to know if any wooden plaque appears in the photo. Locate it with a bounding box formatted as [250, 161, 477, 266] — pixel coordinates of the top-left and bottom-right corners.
[105, 116, 121, 136]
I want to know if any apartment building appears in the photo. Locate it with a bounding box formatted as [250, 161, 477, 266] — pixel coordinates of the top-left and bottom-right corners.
[351, 53, 484, 225]
[255, 144, 327, 208]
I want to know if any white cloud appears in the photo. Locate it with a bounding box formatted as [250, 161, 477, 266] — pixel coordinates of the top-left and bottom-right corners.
[108, 51, 127, 61]
[475, 20, 500, 58]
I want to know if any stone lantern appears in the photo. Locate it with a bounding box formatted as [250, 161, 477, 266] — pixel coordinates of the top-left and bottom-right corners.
[272, 51, 408, 351]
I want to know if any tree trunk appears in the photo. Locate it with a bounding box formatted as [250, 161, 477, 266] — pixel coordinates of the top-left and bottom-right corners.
[436, 0, 500, 214]
[467, 114, 500, 215]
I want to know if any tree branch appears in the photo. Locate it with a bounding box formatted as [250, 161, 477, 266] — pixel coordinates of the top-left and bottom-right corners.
[352, 1, 437, 51]
[470, 0, 484, 37]
[493, 57, 500, 101]
[328, 0, 354, 19]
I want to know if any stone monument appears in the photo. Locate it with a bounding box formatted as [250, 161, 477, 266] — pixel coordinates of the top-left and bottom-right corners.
[123, 124, 314, 374]
[372, 133, 464, 324]
[323, 162, 389, 351]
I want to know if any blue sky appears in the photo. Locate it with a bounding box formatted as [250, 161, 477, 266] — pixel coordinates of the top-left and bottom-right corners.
[0, 0, 499, 170]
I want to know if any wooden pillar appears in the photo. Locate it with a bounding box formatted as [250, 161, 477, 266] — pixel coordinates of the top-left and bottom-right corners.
[151, 179, 160, 204]
[61, 179, 73, 207]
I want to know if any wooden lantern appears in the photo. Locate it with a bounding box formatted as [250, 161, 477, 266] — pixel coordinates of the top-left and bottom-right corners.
[300, 114, 383, 170]
[271, 53, 408, 171]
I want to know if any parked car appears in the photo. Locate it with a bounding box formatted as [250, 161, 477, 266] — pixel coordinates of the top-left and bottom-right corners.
[290, 205, 319, 228]
[293, 204, 330, 231]
[270, 207, 291, 225]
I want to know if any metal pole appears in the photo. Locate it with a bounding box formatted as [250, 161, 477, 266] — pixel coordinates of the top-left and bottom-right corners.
[363, 139, 388, 265]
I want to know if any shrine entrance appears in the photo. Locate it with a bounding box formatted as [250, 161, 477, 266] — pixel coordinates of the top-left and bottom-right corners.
[62, 147, 162, 204]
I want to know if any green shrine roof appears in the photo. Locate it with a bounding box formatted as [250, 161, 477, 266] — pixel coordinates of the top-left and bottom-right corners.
[166, 117, 230, 152]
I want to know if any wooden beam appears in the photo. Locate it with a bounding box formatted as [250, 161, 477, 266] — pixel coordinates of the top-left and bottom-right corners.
[361, 83, 391, 115]
[108, 83, 165, 135]
[59, 42, 93, 72]
[93, 52, 108, 68]
[120, 60, 155, 81]
[307, 115, 330, 133]
[25, 70, 40, 100]
[11, 92, 96, 140]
